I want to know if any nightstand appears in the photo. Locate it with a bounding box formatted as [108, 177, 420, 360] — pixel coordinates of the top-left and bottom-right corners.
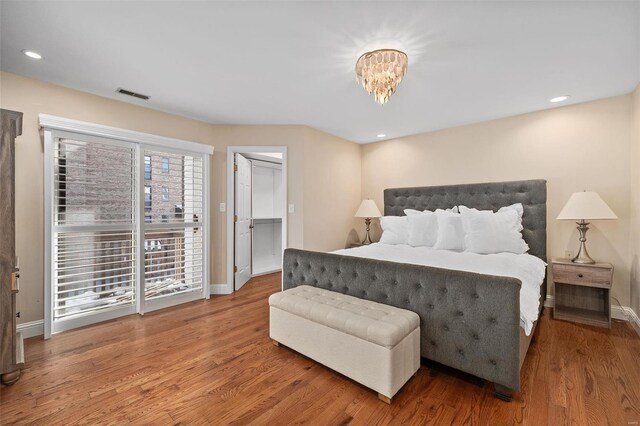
[551, 258, 613, 328]
[347, 242, 364, 249]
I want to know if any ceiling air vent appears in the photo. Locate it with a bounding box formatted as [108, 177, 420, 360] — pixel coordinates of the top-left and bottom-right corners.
[116, 88, 150, 100]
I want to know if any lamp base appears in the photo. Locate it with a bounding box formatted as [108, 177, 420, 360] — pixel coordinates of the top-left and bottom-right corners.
[571, 220, 596, 264]
[361, 218, 373, 245]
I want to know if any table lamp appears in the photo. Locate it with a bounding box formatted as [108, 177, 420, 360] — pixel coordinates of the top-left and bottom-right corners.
[355, 199, 382, 245]
[556, 191, 617, 264]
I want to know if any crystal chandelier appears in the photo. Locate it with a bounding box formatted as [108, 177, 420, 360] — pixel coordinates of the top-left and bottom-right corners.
[355, 49, 408, 104]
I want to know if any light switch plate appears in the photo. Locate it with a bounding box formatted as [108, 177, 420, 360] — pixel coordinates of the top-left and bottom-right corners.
[219, 203, 226, 212]
[288, 204, 295, 213]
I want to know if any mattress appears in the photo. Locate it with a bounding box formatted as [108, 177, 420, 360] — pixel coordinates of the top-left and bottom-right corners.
[332, 243, 546, 335]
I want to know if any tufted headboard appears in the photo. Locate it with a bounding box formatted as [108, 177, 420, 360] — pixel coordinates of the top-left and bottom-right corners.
[384, 179, 547, 262]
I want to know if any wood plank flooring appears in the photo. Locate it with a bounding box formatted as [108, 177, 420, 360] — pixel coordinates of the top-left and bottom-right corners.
[1, 272, 639, 425]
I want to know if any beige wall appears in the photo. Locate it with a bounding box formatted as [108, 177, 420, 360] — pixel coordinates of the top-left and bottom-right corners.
[3, 69, 637, 325]
[0, 71, 362, 324]
[631, 83, 640, 316]
[361, 95, 633, 306]
[303, 127, 362, 251]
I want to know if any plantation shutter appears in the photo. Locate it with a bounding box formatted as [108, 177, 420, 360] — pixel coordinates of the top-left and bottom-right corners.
[52, 137, 137, 324]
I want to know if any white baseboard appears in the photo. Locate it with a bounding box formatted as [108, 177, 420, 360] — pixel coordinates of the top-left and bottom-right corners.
[252, 268, 282, 278]
[16, 319, 44, 338]
[16, 285, 233, 339]
[626, 307, 640, 335]
[544, 295, 638, 325]
[210, 283, 232, 295]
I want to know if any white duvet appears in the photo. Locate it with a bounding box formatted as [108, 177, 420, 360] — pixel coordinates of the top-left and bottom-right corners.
[332, 243, 547, 335]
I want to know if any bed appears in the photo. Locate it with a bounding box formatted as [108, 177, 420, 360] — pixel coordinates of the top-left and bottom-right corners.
[282, 179, 547, 400]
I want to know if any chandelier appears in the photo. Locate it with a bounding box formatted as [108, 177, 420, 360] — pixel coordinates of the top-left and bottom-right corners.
[355, 49, 408, 105]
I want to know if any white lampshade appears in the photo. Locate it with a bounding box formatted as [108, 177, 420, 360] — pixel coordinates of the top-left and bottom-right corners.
[355, 199, 382, 218]
[556, 191, 618, 220]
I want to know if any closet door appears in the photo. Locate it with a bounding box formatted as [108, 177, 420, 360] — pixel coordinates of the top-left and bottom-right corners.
[141, 149, 206, 312]
[234, 154, 252, 290]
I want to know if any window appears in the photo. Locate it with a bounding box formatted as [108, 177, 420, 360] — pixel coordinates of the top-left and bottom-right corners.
[42, 114, 211, 338]
[161, 157, 170, 173]
[144, 155, 152, 180]
[145, 186, 152, 223]
[51, 137, 137, 329]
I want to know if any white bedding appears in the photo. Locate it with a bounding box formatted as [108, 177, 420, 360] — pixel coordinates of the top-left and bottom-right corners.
[332, 243, 547, 335]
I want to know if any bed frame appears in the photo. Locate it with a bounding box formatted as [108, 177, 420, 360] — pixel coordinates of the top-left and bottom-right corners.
[282, 179, 547, 400]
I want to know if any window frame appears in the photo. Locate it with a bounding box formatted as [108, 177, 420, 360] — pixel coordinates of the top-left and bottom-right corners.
[161, 157, 170, 173]
[41, 114, 212, 338]
[144, 155, 152, 180]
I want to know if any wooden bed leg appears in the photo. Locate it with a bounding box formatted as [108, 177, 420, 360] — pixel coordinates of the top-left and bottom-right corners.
[378, 393, 391, 404]
[493, 384, 513, 402]
[272, 340, 280, 347]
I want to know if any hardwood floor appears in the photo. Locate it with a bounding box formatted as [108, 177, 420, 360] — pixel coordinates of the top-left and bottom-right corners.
[1, 272, 639, 425]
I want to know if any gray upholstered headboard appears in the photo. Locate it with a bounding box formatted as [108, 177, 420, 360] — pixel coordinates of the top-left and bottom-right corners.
[384, 179, 547, 262]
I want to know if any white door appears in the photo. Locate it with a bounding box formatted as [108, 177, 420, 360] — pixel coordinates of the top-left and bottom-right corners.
[234, 153, 252, 290]
[141, 150, 206, 313]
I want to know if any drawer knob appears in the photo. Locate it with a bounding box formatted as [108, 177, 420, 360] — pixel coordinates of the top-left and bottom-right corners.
[578, 274, 583, 278]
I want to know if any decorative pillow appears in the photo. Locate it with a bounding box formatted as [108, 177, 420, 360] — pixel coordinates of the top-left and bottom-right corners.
[379, 216, 409, 245]
[459, 203, 525, 231]
[406, 211, 438, 247]
[497, 202, 524, 218]
[404, 206, 458, 215]
[433, 209, 466, 251]
[459, 206, 529, 254]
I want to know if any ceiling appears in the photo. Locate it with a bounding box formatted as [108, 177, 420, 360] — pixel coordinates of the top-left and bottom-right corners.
[1, 1, 639, 143]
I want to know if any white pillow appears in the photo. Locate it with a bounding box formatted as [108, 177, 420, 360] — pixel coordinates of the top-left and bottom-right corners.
[459, 206, 529, 254]
[379, 216, 409, 245]
[433, 209, 466, 251]
[498, 203, 524, 218]
[459, 203, 525, 231]
[406, 211, 438, 247]
[404, 206, 458, 215]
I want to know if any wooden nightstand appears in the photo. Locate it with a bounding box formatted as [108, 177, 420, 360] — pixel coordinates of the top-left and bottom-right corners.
[551, 258, 613, 328]
[347, 242, 364, 249]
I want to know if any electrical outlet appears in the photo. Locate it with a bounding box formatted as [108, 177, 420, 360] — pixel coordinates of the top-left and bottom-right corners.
[564, 250, 573, 259]
[288, 204, 295, 213]
[219, 203, 226, 212]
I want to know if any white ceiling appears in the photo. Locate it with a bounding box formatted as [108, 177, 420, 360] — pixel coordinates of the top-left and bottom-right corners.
[1, 1, 639, 143]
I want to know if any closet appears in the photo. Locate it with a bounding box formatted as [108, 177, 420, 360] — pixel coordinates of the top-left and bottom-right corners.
[1, 109, 24, 385]
[251, 159, 283, 275]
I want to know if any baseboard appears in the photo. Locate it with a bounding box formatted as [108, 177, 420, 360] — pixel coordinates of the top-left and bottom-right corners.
[210, 283, 232, 295]
[16, 287, 233, 338]
[544, 295, 636, 323]
[625, 307, 640, 335]
[16, 319, 44, 338]
[252, 268, 282, 278]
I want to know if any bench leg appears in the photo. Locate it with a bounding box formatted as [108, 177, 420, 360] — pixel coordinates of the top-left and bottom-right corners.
[272, 339, 280, 347]
[493, 384, 513, 402]
[378, 393, 391, 404]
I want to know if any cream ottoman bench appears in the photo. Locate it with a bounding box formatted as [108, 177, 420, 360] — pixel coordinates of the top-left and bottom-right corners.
[269, 285, 420, 403]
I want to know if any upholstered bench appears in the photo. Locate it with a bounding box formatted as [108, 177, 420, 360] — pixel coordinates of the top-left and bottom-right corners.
[269, 285, 420, 403]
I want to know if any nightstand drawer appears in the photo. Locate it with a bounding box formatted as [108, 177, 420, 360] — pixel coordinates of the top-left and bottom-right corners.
[552, 264, 612, 288]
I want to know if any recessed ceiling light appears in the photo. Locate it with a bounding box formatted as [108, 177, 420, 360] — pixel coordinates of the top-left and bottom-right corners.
[550, 95, 570, 103]
[22, 50, 42, 60]
[377, 133, 386, 138]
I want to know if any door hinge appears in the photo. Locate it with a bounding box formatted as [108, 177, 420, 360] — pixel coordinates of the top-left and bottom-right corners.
[234, 164, 238, 172]
[234, 266, 238, 273]
[234, 215, 238, 222]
